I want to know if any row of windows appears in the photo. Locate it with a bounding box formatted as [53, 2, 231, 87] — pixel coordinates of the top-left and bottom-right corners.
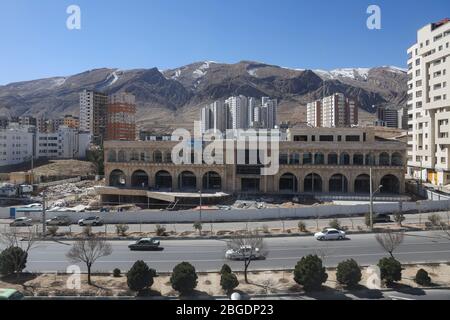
[293, 134, 364, 142]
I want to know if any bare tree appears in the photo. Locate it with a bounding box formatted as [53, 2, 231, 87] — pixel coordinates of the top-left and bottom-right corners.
[227, 230, 267, 284]
[0, 225, 39, 277]
[375, 230, 404, 258]
[66, 238, 112, 285]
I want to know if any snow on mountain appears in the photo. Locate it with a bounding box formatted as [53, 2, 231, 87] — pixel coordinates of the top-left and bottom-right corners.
[193, 61, 214, 78]
[313, 68, 370, 81]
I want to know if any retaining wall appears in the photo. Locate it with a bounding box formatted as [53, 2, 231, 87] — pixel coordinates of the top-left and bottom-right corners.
[1, 200, 450, 224]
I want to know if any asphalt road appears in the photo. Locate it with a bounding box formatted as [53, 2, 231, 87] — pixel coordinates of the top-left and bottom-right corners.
[15, 231, 450, 273]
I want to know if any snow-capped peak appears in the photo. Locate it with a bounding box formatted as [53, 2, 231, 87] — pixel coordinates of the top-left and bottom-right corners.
[313, 68, 370, 81]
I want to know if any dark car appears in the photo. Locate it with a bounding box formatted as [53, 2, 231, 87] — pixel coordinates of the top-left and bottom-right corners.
[373, 213, 392, 223]
[128, 238, 161, 251]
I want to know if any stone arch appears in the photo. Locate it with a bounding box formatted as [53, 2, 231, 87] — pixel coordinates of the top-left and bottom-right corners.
[392, 152, 403, 166]
[329, 174, 348, 193]
[379, 152, 390, 166]
[354, 174, 371, 193]
[314, 153, 325, 165]
[380, 174, 400, 194]
[328, 153, 338, 165]
[107, 150, 117, 162]
[109, 169, 126, 187]
[203, 171, 222, 191]
[131, 170, 149, 188]
[154, 150, 163, 163]
[118, 150, 127, 162]
[155, 170, 172, 190]
[353, 153, 364, 166]
[279, 173, 298, 193]
[303, 152, 313, 165]
[304, 173, 322, 193]
[340, 152, 350, 165]
[178, 171, 197, 191]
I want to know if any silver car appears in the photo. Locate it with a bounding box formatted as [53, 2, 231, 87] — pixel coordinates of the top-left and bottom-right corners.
[314, 228, 346, 241]
[10, 217, 33, 227]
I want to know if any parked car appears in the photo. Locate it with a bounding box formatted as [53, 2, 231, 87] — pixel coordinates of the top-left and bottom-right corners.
[128, 238, 161, 251]
[225, 245, 261, 261]
[10, 217, 33, 227]
[373, 213, 392, 224]
[0, 289, 24, 300]
[78, 216, 103, 226]
[314, 228, 346, 241]
[46, 216, 71, 226]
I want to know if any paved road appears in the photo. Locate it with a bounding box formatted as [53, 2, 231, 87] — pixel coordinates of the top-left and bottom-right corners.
[12, 231, 450, 273]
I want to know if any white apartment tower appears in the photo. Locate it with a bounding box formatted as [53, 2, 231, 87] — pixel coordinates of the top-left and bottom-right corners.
[226, 96, 249, 130]
[307, 100, 322, 127]
[307, 93, 358, 128]
[201, 100, 227, 133]
[407, 18, 450, 185]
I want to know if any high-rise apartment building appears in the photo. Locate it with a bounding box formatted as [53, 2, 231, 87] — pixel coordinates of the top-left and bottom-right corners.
[201, 100, 227, 133]
[377, 105, 402, 128]
[407, 18, 450, 185]
[79, 89, 108, 145]
[307, 100, 322, 127]
[106, 93, 136, 141]
[226, 96, 249, 130]
[307, 93, 358, 128]
[200, 96, 278, 133]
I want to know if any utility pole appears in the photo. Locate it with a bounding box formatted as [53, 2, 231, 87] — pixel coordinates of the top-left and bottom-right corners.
[42, 193, 46, 237]
[198, 189, 203, 236]
[369, 167, 374, 231]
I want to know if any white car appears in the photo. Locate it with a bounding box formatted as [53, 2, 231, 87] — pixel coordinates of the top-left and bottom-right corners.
[314, 228, 346, 241]
[225, 245, 261, 261]
[10, 217, 33, 227]
[78, 216, 103, 226]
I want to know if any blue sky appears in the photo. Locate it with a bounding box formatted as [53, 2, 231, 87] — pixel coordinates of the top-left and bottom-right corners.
[0, 0, 449, 85]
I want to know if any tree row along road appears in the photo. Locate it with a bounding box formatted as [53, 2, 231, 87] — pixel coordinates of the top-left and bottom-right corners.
[12, 231, 450, 273]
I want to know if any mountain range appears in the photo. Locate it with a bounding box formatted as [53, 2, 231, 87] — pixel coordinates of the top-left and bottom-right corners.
[0, 61, 408, 133]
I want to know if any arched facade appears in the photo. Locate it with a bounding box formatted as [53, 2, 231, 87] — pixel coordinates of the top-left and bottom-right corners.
[279, 173, 298, 193]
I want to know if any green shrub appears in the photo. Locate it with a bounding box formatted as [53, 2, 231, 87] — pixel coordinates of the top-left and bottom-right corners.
[415, 269, 431, 286]
[336, 259, 362, 288]
[220, 264, 232, 275]
[0, 246, 28, 275]
[193, 222, 203, 234]
[170, 262, 198, 295]
[298, 221, 307, 232]
[155, 224, 166, 236]
[378, 257, 402, 286]
[329, 218, 341, 230]
[113, 268, 121, 278]
[293, 255, 328, 291]
[115, 224, 129, 236]
[126, 261, 156, 293]
[220, 272, 239, 294]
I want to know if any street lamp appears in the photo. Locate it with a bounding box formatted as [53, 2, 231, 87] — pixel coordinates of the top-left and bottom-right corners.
[369, 167, 383, 230]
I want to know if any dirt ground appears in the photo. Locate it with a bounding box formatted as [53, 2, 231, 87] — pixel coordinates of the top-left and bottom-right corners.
[32, 160, 96, 177]
[1, 264, 449, 297]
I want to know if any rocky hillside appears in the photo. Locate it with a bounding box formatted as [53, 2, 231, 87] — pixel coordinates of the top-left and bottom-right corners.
[0, 61, 407, 132]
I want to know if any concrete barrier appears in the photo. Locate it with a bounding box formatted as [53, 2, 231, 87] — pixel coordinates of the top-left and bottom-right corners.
[2, 199, 450, 224]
